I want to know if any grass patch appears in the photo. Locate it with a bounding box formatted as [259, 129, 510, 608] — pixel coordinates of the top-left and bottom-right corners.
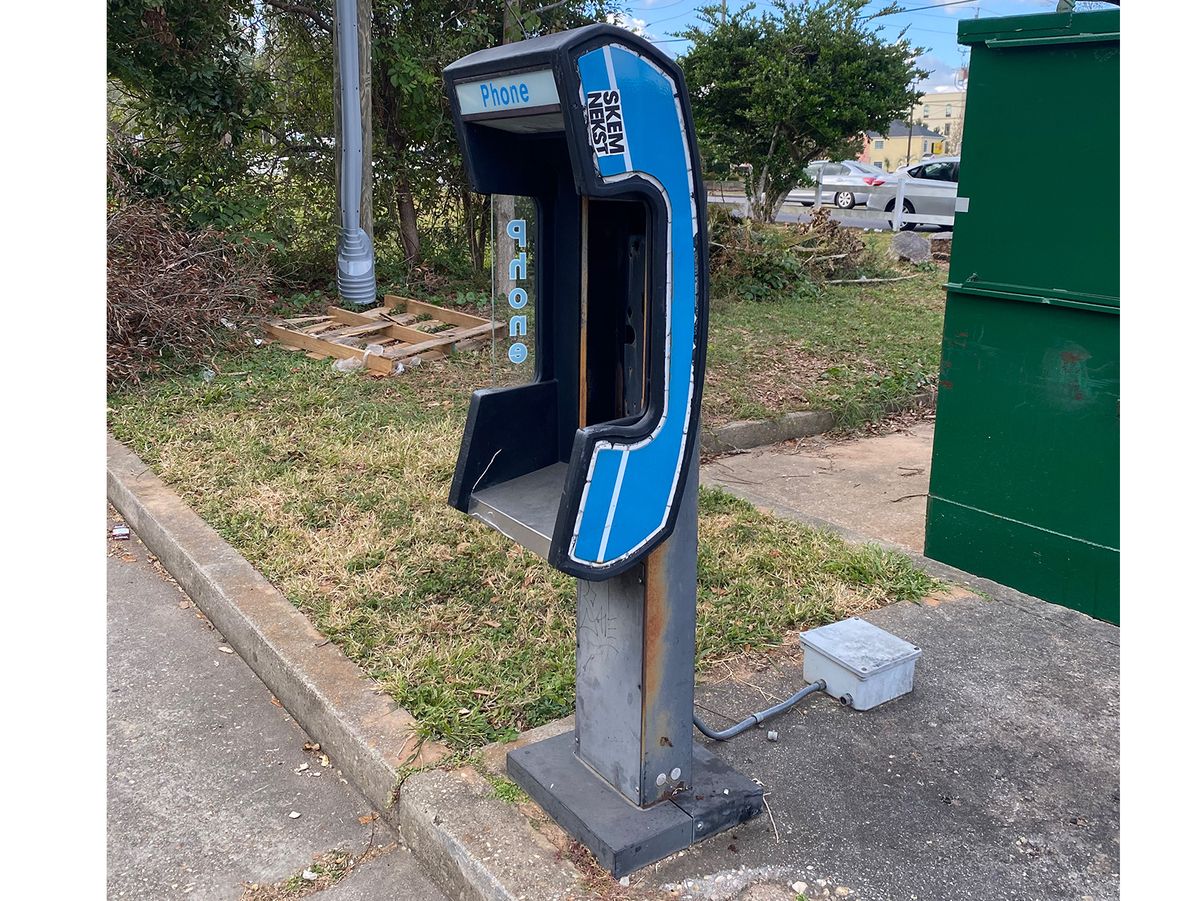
[109, 345, 936, 751]
[483, 772, 529, 804]
[242, 850, 355, 900]
[702, 233, 945, 428]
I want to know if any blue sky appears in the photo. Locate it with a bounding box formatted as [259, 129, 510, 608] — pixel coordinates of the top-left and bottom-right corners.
[611, 0, 1067, 93]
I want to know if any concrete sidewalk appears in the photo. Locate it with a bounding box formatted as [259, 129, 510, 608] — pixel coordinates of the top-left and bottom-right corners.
[107, 509, 446, 901]
[657, 422, 1121, 900]
[649, 591, 1120, 901]
[703, 419, 935, 553]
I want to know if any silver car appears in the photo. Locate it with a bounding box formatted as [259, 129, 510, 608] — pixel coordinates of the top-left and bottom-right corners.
[866, 156, 959, 229]
[792, 160, 890, 209]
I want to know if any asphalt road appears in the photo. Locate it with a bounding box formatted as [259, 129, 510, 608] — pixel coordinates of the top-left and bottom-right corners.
[106, 509, 446, 901]
[707, 192, 946, 232]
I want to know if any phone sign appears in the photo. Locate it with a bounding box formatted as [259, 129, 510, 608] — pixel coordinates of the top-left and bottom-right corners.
[505, 218, 529, 365]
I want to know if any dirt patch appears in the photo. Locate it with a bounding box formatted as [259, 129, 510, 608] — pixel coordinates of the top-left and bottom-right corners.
[921, 584, 978, 607]
[705, 342, 841, 424]
[240, 844, 392, 900]
[562, 840, 664, 900]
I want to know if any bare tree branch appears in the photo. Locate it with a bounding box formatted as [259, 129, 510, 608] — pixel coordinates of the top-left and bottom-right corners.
[267, 129, 333, 156]
[262, 0, 333, 33]
[527, 0, 571, 14]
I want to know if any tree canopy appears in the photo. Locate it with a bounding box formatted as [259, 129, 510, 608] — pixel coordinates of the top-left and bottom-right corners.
[108, 0, 927, 283]
[679, 0, 926, 221]
[108, 0, 615, 287]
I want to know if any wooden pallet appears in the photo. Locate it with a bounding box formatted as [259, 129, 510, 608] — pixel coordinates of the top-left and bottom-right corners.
[264, 295, 502, 375]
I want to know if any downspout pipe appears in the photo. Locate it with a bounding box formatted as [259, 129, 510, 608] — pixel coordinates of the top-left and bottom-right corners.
[335, 0, 376, 304]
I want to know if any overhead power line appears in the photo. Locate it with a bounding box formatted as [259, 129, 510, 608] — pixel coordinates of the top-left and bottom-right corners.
[641, 8, 703, 28]
[628, 0, 693, 10]
[859, 0, 980, 19]
[878, 22, 960, 34]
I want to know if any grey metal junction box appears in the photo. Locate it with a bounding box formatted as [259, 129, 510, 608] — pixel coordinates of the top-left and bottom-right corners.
[799, 617, 922, 711]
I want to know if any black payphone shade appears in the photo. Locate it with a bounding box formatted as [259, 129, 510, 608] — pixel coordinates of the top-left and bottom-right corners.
[444, 25, 710, 581]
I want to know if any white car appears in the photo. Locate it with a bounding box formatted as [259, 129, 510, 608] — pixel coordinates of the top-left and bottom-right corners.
[791, 160, 890, 209]
[866, 156, 959, 229]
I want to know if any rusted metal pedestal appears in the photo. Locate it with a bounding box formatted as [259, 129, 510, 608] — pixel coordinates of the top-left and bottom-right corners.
[506, 461, 763, 877]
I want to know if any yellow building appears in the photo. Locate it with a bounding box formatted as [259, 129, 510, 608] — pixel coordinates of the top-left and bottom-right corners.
[910, 90, 967, 155]
[861, 120, 950, 173]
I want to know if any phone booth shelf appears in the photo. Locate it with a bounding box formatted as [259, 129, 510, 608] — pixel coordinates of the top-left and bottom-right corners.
[443, 25, 764, 877]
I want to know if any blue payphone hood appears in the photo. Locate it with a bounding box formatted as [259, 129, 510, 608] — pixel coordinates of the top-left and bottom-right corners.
[444, 25, 710, 581]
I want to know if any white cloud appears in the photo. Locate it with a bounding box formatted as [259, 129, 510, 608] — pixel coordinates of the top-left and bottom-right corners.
[606, 12, 649, 37]
[931, 0, 980, 15]
[914, 52, 967, 93]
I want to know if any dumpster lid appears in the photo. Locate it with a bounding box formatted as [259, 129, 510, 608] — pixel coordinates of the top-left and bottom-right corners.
[958, 7, 1119, 48]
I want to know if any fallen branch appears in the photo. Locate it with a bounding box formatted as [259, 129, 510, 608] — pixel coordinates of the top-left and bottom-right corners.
[824, 274, 920, 285]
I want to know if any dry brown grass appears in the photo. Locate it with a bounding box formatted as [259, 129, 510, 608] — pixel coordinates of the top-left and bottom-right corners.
[109, 345, 936, 750]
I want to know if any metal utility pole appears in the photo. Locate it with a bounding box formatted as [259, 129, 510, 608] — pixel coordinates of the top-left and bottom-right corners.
[334, 0, 376, 304]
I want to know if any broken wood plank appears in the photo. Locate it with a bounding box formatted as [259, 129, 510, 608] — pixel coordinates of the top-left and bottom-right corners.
[383, 322, 498, 360]
[321, 320, 394, 340]
[304, 321, 341, 335]
[262, 323, 395, 375]
[382, 333, 462, 360]
[325, 306, 442, 345]
[383, 312, 419, 326]
[383, 295, 491, 328]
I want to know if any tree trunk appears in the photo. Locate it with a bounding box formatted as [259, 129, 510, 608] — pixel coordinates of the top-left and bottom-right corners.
[395, 173, 420, 264]
[492, 2, 521, 300]
[748, 124, 782, 223]
[463, 190, 488, 273]
[332, 0, 373, 243]
[493, 193, 516, 298]
[768, 189, 788, 223]
[369, 11, 421, 263]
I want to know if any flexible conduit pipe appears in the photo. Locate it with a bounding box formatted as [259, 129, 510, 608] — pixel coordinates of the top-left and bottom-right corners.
[693, 680, 827, 741]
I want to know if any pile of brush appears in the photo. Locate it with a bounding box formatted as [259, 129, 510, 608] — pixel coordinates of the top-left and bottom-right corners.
[107, 148, 272, 385]
[788, 207, 869, 281]
[709, 205, 879, 300]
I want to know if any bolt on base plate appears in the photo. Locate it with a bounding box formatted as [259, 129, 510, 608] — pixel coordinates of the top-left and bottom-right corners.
[507, 731, 763, 878]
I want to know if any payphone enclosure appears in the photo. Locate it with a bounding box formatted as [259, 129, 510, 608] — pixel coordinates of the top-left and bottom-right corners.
[444, 25, 763, 877]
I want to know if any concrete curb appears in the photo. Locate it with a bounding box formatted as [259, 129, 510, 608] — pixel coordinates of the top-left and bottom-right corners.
[393, 768, 581, 901]
[107, 437, 580, 901]
[700, 392, 936, 456]
[701, 410, 834, 454]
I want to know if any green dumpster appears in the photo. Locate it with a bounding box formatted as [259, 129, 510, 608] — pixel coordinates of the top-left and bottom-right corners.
[924, 7, 1120, 623]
